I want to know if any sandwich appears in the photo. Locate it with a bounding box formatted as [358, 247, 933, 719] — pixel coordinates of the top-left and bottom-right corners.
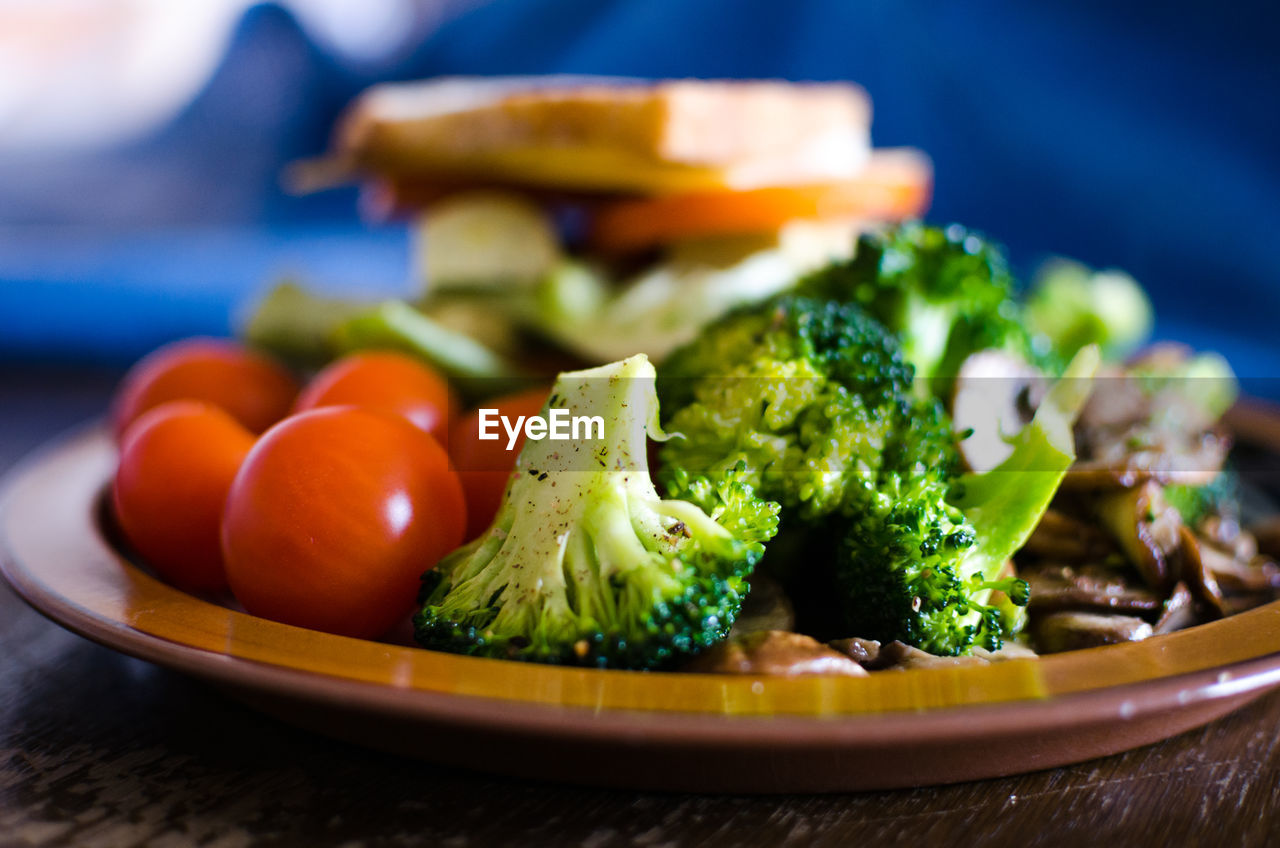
[295, 75, 931, 364]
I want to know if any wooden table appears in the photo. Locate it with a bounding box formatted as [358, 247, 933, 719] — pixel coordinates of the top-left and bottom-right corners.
[2, 366, 1278, 847]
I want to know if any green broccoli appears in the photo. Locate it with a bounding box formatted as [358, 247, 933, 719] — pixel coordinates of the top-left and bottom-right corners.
[797, 222, 1040, 390]
[658, 295, 1096, 654]
[658, 295, 923, 521]
[1026, 259, 1153, 362]
[657, 295, 1004, 652]
[840, 344, 1099, 653]
[414, 354, 779, 669]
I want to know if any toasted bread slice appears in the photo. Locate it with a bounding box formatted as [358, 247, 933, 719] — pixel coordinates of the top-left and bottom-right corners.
[334, 76, 872, 195]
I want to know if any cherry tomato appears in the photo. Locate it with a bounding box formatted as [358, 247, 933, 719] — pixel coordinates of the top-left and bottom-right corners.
[448, 387, 549, 541]
[112, 338, 299, 443]
[292, 351, 456, 444]
[221, 406, 466, 639]
[112, 401, 254, 593]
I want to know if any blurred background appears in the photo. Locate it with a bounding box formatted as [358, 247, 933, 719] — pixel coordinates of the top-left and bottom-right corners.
[0, 0, 1276, 391]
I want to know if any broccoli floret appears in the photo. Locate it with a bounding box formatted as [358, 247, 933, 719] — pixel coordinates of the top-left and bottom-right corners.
[836, 468, 1007, 654]
[839, 346, 1100, 654]
[797, 222, 1040, 388]
[1026, 259, 1153, 362]
[659, 296, 921, 521]
[657, 295, 1025, 654]
[659, 294, 1098, 655]
[414, 354, 779, 670]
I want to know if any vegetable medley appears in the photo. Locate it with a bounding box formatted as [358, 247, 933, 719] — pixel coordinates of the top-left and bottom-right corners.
[108, 222, 1280, 675]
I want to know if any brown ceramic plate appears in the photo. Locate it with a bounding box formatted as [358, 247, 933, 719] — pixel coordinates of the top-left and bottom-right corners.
[3, 414, 1280, 793]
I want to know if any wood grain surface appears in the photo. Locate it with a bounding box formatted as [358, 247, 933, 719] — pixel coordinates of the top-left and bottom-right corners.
[2, 366, 1278, 847]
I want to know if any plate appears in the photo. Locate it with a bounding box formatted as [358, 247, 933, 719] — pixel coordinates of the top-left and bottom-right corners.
[3, 417, 1280, 793]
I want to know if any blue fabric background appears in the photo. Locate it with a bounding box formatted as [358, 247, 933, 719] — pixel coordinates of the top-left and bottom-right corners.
[1, 1, 1276, 393]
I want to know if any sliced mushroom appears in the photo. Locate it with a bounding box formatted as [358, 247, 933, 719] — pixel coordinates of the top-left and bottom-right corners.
[976, 642, 1040, 662]
[1070, 343, 1233, 495]
[1021, 509, 1116, 561]
[1127, 341, 1197, 373]
[1176, 526, 1227, 618]
[1193, 542, 1280, 596]
[1062, 432, 1229, 493]
[827, 637, 882, 667]
[1031, 611, 1154, 653]
[1095, 481, 1183, 590]
[860, 640, 991, 671]
[1250, 515, 1280, 560]
[1077, 363, 1148, 432]
[684, 631, 868, 676]
[728, 573, 796, 637]
[1083, 344, 1226, 433]
[1126, 343, 1237, 433]
[1021, 561, 1163, 615]
[1153, 582, 1197, 634]
[1198, 515, 1249, 556]
[1059, 464, 1153, 492]
[951, 350, 1047, 473]
[1223, 594, 1280, 616]
[829, 638, 1037, 671]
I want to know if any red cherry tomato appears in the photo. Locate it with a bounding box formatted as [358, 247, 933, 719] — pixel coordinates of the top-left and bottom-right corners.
[292, 351, 456, 444]
[112, 338, 299, 442]
[112, 401, 254, 593]
[448, 387, 549, 541]
[221, 407, 466, 639]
